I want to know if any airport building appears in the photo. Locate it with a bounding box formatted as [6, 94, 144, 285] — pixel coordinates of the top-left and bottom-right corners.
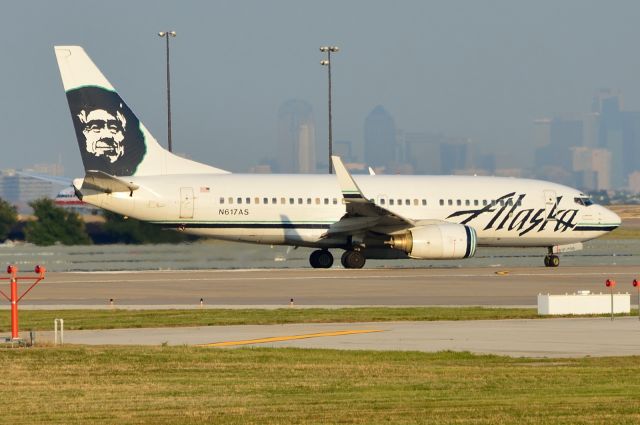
[0, 170, 54, 213]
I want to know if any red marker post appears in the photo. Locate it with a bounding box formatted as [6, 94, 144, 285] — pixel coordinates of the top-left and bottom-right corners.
[0, 265, 46, 341]
[605, 279, 616, 321]
[633, 279, 639, 321]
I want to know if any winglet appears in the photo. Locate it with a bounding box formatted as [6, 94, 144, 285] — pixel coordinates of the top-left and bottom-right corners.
[331, 155, 368, 202]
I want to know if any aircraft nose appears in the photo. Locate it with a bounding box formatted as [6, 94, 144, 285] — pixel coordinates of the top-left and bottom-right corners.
[603, 207, 621, 229]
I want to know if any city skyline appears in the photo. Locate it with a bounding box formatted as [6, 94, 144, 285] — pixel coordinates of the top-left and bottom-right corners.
[2, 1, 640, 182]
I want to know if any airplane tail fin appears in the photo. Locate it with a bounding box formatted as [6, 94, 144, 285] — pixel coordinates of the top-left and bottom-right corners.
[54, 46, 229, 177]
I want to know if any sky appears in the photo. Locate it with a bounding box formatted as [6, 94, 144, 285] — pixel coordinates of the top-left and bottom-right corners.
[2, 0, 640, 176]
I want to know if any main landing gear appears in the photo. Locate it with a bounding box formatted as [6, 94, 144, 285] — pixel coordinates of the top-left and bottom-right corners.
[309, 249, 333, 268]
[308, 249, 367, 269]
[544, 247, 560, 267]
[341, 250, 366, 269]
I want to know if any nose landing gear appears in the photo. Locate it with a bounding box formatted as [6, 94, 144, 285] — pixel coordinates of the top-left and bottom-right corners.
[544, 248, 560, 268]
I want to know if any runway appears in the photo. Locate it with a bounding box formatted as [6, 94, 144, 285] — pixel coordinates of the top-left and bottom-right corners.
[8, 265, 640, 308]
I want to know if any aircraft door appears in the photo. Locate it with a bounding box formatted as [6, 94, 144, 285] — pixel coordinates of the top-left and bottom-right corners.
[180, 187, 194, 219]
[543, 190, 557, 220]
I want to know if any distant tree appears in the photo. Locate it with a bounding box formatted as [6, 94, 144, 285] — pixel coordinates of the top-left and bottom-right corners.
[101, 211, 194, 244]
[0, 198, 18, 241]
[25, 198, 91, 246]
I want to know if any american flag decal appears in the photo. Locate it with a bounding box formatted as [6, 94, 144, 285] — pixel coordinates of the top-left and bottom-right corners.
[200, 187, 210, 193]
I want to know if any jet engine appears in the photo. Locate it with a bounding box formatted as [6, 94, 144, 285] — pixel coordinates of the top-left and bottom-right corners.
[389, 223, 477, 259]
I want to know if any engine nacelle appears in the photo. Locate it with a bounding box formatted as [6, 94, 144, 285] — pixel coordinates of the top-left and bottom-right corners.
[390, 223, 477, 259]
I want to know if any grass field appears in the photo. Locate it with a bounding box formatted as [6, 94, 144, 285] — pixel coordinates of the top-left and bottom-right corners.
[0, 307, 554, 332]
[3, 307, 637, 332]
[1, 346, 639, 424]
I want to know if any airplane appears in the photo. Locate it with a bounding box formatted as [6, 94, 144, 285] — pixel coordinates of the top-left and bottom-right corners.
[53, 46, 621, 269]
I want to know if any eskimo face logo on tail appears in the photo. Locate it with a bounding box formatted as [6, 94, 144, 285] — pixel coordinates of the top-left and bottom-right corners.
[66, 86, 146, 176]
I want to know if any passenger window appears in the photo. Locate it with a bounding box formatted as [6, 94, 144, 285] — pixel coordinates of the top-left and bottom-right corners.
[237, 197, 242, 204]
[406, 199, 410, 205]
[280, 197, 285, 204]
[255, 197, 260, 204]
[219, 197, 225, 204]
[381, 198, 386, 205]
[315, 198, 320, 205]
[228, 197, 233, 204]
[246, 197, 251, 204]
[263, 197, 268, 204]
[389, 199, 395, 206]
[474, 200, 479, 206]
[448, 199, 453, 206]
[306, 198, 311, 205]
[289, 198, 294, 204]
[439, 199, 444, 206]
[333, 198, 338, 205]
[465, 200, 470, 206]
[324, 198, 329, 205]
[456, 200, 462, 206]
[397, 199, 402, 205]
[298, 198, 303, 205]
[483, 200, 488, 206]
[507, 199, 513, 206]
[272, 197, 277, 204]
[422, 199, 427, 206]
[499, 200, 504, 206]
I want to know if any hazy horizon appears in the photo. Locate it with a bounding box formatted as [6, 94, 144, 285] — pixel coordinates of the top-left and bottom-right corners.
[3, 1, 640, 176]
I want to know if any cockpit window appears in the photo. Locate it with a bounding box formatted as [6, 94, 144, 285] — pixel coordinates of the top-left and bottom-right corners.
[574, 196, 593, 206]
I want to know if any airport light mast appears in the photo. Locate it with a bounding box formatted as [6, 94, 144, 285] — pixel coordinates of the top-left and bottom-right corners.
[320, 46, 339, 173]
[158, 31, 177, 152]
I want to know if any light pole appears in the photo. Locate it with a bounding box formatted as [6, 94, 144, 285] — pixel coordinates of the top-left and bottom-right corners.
[320, 46, 339, 173]
[158, 31, 177, 152]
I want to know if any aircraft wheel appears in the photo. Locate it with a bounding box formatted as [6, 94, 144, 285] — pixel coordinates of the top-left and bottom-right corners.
[341, 250, 366, 269]
[310, 249, 333, 268]
[544, 255, 560, 267]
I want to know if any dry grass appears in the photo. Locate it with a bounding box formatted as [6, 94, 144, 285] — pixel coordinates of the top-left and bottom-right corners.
[1, 346, 639, 424]
[0, 307, 544, 332]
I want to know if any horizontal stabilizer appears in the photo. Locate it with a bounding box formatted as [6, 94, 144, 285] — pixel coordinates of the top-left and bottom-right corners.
[81, 170, 139, 194]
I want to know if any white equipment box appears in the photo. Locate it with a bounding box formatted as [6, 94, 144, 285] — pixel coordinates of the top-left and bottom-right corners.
[538, 291, 630, 315]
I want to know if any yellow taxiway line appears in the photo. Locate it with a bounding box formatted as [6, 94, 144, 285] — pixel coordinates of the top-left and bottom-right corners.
[200, 329, 384, 347]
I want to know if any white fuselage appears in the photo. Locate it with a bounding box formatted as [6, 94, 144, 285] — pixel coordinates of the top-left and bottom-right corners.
[80, 173, 620, 249]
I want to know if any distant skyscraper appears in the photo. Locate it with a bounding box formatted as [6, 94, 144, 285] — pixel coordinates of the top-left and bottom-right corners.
[440, 138, 474, 174]
[571, 147, 611, 191]
[534, 117, 583, 172]
[401, 132, 443, 174]
[364, 105, 396, 169]
[276, 99, 316, 173]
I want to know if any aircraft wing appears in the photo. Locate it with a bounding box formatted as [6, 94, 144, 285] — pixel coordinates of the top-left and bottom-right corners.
[323, 156, 416, 237]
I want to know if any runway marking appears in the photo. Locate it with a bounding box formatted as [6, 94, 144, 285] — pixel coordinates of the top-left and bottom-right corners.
[199, 329, 384, 347]
[47, 270, 640, 284]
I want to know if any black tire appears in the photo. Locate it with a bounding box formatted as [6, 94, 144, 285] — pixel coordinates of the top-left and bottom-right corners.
[550, 255, 560, 267]
[544, 255, 550, 267]
[315, 250, 334, 268]
[309, 250, 321, 268]
[340, 251, 351, 268]
[342, 250, 365, 269]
